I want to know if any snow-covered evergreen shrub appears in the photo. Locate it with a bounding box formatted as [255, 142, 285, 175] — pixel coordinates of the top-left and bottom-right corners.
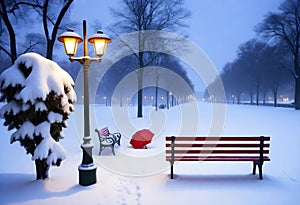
[0, 53, 76, 180]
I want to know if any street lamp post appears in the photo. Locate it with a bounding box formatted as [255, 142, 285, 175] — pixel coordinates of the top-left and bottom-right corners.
[58, 20, 111, 186]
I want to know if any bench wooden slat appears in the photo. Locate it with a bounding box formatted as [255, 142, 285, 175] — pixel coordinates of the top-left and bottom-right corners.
[166, 156, 270, 161]
[166, 149, 269, 154]
[166, 136, 270, 180]
[166, 156, 270, 159]
[166, 136, 270, 141]
[166, 143, 270, 148]
[166, 156, 270, 160]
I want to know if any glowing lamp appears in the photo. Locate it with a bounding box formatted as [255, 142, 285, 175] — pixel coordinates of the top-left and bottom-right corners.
[57, 29, 83, 56]
[88, 30, 111, 57]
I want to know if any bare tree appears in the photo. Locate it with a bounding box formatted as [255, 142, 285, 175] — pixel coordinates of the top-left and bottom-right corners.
[21, 33, 45, 54]
[256, 0, 300, 109]
[18, 0, 74, 60]
[110, 0, 191, 118]
[259, 43, 292, 106]
[237, 39, 266, 105]
[0, 0, 73, 63]
[0, 0, 18, 64]
[39, 0, 73, 59]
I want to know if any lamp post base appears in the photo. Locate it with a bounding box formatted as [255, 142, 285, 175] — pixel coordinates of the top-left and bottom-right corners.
[78, 164, 97, 186]
[79, 140, 97, 186]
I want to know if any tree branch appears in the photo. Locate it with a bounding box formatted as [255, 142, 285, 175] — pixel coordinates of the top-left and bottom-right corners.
[42, 0, 50, 42]
[0, 44, 12, 58]
[51, 0, 73, 43]
[0, 0, 17, 63]
[7, 1, 43, 13]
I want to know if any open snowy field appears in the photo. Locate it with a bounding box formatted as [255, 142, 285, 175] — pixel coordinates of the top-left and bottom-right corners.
[0, 102, 299, 205]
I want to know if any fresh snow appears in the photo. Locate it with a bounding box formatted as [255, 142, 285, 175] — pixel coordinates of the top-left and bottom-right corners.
[0, 53, 76, 104]
[0, 65, 25, 88]
[48, 111, 63, 123]
[35, 102, 47, 112]
[0, 102, 299, 205]
[32, 136, 66, 164]
[11, 121, 35, 142]
[0, 100, 20, 116]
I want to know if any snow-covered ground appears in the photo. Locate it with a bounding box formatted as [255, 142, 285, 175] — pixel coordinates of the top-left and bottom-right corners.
[0, 102, 299, 205]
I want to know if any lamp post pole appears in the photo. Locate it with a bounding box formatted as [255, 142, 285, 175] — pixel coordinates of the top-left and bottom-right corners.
[78, 20, 97, 186]
[58, 19, 111, 186]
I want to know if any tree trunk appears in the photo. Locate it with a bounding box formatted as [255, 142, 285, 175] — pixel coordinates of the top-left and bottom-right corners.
[166, 90, 170, 109]
[263, 92, 266, 105]
[294, 77, 300, 109]
[46, 40, 54, 60]
[256, 84, 260, 106]
[273, 92, 278, 107]
[272, 83, 278, 107]
[137, 69, 143, 118]
[35, 159, 49, 180]
[249, 91, 254, 104]
[237, 93, 241, 104]
[293, 50, 300, 109]
[136, 34, 145, 117]
[155, 77, 158, 111]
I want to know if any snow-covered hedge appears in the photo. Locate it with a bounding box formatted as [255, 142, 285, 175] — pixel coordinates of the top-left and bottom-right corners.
[0, 53, 76, 179]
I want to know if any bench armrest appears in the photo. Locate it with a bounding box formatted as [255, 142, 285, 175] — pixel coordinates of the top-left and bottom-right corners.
[99, 136, 115, 145]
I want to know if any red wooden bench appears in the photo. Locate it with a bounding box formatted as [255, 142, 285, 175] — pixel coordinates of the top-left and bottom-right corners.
[166, 136, 270, 180]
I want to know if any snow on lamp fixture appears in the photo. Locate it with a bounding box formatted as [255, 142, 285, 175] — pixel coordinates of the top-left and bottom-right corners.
[88, 30, 111, 57]
[57, 29, 83, 56]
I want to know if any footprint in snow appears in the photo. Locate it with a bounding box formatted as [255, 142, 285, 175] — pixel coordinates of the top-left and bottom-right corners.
[115, 176, 142, 205]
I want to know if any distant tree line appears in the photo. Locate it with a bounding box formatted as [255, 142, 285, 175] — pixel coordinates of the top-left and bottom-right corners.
[96, 53, 194, 110]
[205, 39, 293, 106]
[205, 0, 300, 109]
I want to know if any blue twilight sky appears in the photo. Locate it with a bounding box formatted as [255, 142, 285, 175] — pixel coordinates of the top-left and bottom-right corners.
[70, 0, 283, 72]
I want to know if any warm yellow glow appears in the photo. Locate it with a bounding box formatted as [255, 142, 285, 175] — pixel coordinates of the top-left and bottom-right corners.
[57, 29, 82, 57]
[63, 37, 79, 56]
[93, 39, 108, 57]
[88, 30, 111, 57]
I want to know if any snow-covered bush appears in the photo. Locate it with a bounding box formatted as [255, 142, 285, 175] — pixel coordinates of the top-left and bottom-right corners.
[0, 53, 76, 180]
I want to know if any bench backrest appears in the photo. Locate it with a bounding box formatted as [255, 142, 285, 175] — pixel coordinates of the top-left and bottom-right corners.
[166, 136, 270, 161]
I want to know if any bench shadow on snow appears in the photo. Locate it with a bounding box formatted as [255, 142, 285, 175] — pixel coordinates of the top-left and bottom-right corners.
[0, 173, 82, 204]
[164, 174, 284, 190]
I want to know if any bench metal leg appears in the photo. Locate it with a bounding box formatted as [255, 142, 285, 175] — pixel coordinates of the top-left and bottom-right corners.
[253, 161, 263, 180]
[258, 164, 263, 180]
[99, 146, 104, 155]
[99, 144, 115, 155]
[111, 145, 115, 155]
[252, 161, 256, 175]
[170, 164, 174, 179]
